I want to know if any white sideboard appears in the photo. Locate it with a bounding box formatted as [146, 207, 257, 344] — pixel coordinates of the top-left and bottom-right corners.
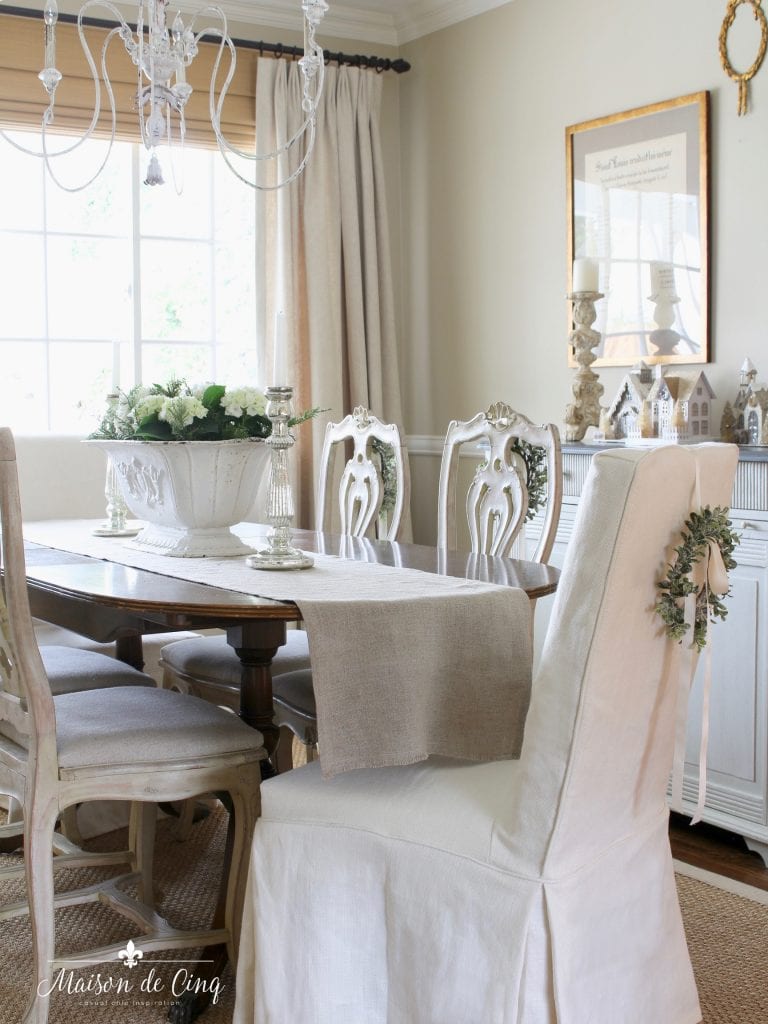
[527, 443, 768, 865]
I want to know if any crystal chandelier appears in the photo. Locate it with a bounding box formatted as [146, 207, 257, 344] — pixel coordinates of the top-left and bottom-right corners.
[2, 0, 329, 192]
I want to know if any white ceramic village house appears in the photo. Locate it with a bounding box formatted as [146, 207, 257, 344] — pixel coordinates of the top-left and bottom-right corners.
[721, 357, 768, 445]
[606, 362, 715, 442]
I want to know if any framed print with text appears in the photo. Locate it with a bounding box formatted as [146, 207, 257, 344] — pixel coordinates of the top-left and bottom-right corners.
[566, 92, 710, 367]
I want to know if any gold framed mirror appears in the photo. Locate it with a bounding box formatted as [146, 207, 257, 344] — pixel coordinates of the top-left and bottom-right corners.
[566, 92, 710, 367]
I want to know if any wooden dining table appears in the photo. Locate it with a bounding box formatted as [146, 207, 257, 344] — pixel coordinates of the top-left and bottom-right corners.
[23, 521, 559, 766]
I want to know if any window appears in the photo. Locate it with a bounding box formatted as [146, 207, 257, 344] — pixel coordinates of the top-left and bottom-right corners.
[0, 129, 259, 434]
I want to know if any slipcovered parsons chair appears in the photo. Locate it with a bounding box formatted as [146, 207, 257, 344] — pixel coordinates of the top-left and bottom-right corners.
[0, 428, 267, 1024]
[233, 443, 738, 1024]
[438, 403, 562, 564]
[160, 406, 410, 760]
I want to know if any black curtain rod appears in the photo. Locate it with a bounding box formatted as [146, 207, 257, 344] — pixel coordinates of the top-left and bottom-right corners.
[1, 5, 411, 74]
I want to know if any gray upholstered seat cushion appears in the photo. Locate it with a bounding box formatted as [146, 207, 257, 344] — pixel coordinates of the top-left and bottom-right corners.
[53, 686, 265, 772]
[161, 629, 312, 687]
[41, 646, 156, 695]
[273, 669, 316, 720]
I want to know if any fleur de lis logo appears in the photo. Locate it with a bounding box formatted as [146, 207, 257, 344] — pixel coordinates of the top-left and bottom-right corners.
[118, 939, 144, 969]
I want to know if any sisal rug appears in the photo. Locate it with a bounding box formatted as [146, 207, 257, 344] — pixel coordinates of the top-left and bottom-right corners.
[1, 808, 767, 1023]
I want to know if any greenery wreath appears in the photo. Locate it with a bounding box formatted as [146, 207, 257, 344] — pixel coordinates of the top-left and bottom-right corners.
[655, 506, 740, 650]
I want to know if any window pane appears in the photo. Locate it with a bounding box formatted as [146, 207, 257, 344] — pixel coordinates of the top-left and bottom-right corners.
[141, 149, 212, 238]
[49, 341, 115, 433]
[141, 239, 210, 341]
[216, 238, 256, 340]
[0, 235, 46, 337]
[141, 343, 212, 384]
[45, 143, 132, 235]
[47, 236, 132, 340]
[0, 132, 44, 231]
[215, 345, 259, 384]
[0, 342, 47, 431]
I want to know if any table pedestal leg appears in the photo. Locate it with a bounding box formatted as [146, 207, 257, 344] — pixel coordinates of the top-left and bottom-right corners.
[115, 633, 145, 671]
[226, 620, 287, 773]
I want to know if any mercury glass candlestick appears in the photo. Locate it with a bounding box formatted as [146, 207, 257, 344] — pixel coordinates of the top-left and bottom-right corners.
[103, 456, 129, 532]
[247, 385, 314, 571]
[564, 290, 605, 442]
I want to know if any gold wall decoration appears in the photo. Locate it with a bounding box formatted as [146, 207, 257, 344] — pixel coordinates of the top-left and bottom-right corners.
[719, 0, 768, 115]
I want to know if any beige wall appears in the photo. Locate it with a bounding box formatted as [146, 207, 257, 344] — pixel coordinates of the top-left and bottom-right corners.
[397, 0, 768, 444]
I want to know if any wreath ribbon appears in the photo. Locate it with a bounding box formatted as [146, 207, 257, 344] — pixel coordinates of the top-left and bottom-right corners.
[671, 585, 716, 825]
[669, 477, 734, 824]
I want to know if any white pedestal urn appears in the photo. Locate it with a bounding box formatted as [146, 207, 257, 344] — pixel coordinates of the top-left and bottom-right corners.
[86, 438, 271, 557]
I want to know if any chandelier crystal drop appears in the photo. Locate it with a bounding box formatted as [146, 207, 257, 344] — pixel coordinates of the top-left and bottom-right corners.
[3, 0, 329, 193]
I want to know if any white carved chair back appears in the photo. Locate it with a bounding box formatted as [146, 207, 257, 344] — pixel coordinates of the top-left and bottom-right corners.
[437, 403, 562, 563]
[316, 407, 410, 541]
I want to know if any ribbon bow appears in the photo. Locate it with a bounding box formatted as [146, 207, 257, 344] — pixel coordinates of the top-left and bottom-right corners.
[670, 522, 735, 825]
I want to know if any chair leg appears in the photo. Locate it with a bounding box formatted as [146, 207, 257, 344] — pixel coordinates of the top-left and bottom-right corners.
[129, 801, 156, 905]
[290, 735, 319, 767]
[59, 804, 84, 846]
[22, 801, 58, 1024]
[224, 786, 262, 964]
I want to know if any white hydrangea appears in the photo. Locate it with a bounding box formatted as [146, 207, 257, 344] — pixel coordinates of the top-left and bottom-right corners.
[222, 387, 267, 418]
[135, 394, 166, 421]
[158, 396, 209, 433]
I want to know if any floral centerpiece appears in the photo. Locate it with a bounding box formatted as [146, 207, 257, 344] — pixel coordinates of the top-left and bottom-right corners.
[89, 378, 317, 442]
[87, 379, 319, 558]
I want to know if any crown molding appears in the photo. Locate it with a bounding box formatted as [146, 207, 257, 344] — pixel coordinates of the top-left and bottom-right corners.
[1, 0, 514, 46]
[392, 0, 512, 45]
[206, 1, 400, 47]
[188, 1, 513, 47]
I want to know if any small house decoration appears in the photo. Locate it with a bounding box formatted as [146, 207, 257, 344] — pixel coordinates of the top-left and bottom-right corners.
[721, 357, 768, 445]
[606, 361, 655, 439]
[606, 363, 715, 443]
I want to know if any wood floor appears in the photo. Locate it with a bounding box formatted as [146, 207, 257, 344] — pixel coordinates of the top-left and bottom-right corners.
[669, 812, 768, 892]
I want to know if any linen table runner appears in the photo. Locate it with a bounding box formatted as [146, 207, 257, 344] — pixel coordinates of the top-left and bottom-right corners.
[23, 521, 533, 778]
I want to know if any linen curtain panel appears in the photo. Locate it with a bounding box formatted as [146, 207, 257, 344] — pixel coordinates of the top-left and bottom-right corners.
[254, 58, 404, 529]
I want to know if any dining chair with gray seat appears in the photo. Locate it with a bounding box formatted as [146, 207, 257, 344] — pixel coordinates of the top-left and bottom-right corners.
[160, 405, 410, 766]
[0, 426, 267, 1024]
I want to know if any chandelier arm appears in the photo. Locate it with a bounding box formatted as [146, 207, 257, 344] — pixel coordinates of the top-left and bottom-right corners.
[205, 29, 325, 168]
[216, 116, 317, 191]
[39, 27, 120, 192]
[0, 5, 126, 160]
[32, 20, 122, 191]
[186, 4, 229, 38]
[167, 109, 184, 196]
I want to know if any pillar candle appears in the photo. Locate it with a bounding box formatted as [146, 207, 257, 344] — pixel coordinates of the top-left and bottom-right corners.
[572, 258, 599, 293]
[273, 311, 287, 385]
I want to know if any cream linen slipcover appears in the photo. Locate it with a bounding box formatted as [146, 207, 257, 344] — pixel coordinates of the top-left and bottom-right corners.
[233, 443, 739, 1024]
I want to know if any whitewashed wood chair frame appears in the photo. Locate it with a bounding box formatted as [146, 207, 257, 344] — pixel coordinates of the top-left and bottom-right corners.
[316, 405, 410, 541]
[0, 428, 266, 1024]
[437, 402, 562, 564]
